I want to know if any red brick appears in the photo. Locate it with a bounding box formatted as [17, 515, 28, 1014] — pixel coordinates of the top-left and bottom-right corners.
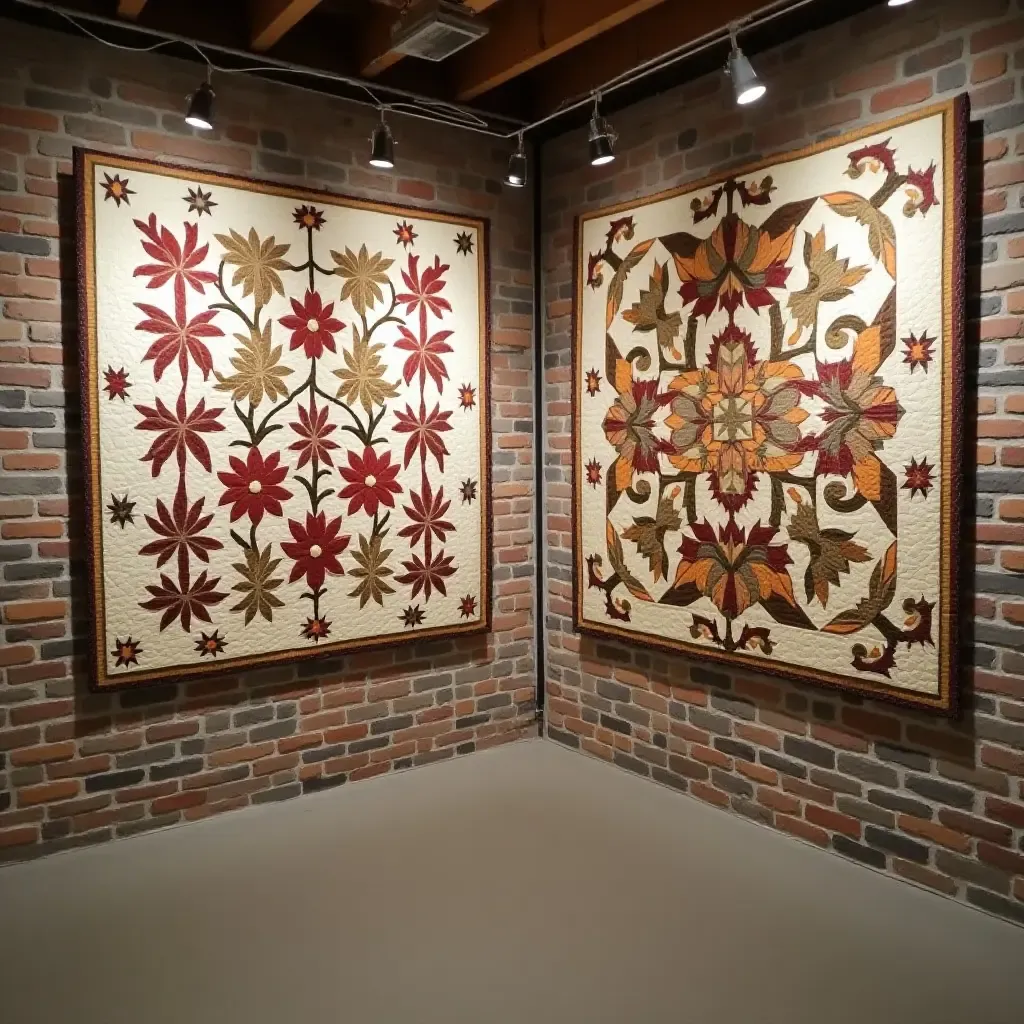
[833, 60, 897, 97]
[806, 804, 861, 838]
[9, 741, 75, 766]
[893, 859, 958, 896]
[777, 814, 829, 847]
[131, 132, 252, 171]
[978, 841, 1024, 876]
[971, 17, 1024, 54]
[18, 780, 79, 807]
[973, 52, 1009, 83]
[690, 781, 729, 808]
[870, 78, 933, 114]
[898, 814, 971, 853]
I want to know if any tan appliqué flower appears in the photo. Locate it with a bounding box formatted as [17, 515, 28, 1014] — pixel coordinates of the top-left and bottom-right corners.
[231, 542, 285, 624]
[214, 323, 292, 407]
[215, 227, 291, 309]
[332, 244, 394, 317]
[333, 327, 400, 412]
[348, 534, 395, 608]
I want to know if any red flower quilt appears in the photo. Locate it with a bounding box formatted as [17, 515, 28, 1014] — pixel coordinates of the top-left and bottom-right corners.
[78, 152, 490, 689]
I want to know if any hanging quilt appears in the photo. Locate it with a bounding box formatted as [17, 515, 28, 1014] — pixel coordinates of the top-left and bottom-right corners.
[573, 99, 966, 713]
[77, 151, 490, 690]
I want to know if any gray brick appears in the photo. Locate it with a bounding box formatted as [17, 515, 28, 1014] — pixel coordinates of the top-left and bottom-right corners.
[117, 813, 179, 838]
[232, 705, 275, 728]
[711, 768, 753, 798]
[836, 796, 895, 829]
[868, 789, 932, 818]
[904, 774, 975, 810]
[689, 708, 731, 736]
[710, 694, 755, 720]
[258, 152, 304, 176]
[349, 736, 389, 753]
[413, 673, 453, 692]
[936, 63, 967, 93]
[833, 834, 887, 869]
[0, 544, 31, 562]
[982, 103, 1024, 135]
[874, 743, 930, 771]
[714, 737, 754, 762]
[84, 768, 144, 792]
[668, 754, 709, 781]
[809, 769, 861, 796]
[783, 736, 836, 769]
[150, 758, 203, 781]
[973, 715, 1024, 749]
[302, 773, 348, 793]
[614, 703, 650, 727]
[455, 713, 489, 729]
[477, 692, 512, 711]
[651, 766, 690, 793]
[371, 714, 413, 735]
[252, 783, 300, 804]
[301, 742, 348, 764]
[346, 703, 388, 723]
[597, 679, 630, 703]
[4, 561, 64, 581]
[547, 726, 579, 750]
[0, 233, 51, 256]
[0, 390, 26, 409]
[633, 742, 667, 768]
[0, 474, 62, 496]
[936, 850, 1010, 893]
[25, 88, 93, 112]
[760, 751, 806, 779]
[613, 751, 650, 777]
[249, 720, 296, 742]
[115, 743, 175, 769]
[974, 621, 1024, 648]
[864, 825, 929, 864]
[966, 887, 1024, 926]
[0, 411, 55, 427]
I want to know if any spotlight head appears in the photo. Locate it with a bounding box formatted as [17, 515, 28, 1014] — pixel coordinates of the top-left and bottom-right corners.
[588, 108, 617, 167]
[505, 133, 527, 187]
[887, 0, 914, 6]
[369, 112, 395, 169]
[184, 81, 215, 131]
[727, 45, 766, 106]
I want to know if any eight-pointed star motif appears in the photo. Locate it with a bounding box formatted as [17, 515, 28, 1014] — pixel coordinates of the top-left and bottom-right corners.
[184, 186, 217, 216]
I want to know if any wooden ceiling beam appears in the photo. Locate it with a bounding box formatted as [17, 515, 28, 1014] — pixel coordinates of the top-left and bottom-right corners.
[250, 0, 324, 52]
[116, 0, 149, 18]
[531, 0, 769, 115]
[360, 0, 498, 80]
[451, 0, 668, 102]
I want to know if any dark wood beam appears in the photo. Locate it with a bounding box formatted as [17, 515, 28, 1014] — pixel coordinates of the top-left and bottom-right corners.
[250, 0, 324, 51]
[451, 0, 668, 102]
[530, 0, 769, 115]
[360, 0, 498, 79]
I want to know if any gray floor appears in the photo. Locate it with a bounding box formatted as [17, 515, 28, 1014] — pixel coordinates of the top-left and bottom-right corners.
[1, 739, 1023, 1024]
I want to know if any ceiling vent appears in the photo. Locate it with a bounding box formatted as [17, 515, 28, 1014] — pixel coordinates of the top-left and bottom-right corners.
[389, 1, 489, 61]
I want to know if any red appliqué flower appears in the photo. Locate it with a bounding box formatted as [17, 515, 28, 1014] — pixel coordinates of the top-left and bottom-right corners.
[140, 487, 223, 570]
[140, 570, 227, 632]
[459, 594, 477, 619]
[103, 366, 131, 401]
[398, 480, 454, 548]
[396, 254, 451, 320]
[289, 398, 339, 469]
[903, 456, 934, 500]
[584, 368, 601, 396]
[394, 322, 453, 393]
[133, 215, 217, 294]
[135, 393, 224, 477]
[393, 401, 453, 471]
[394, 220, 417, 248]
[458, 384, 476, 410]
[217, 447, 293, 525]
[110, 635, 142, 667]
[279, 289, 344, 359]
[396, 550, 456, 602]
[281, 511, 350, 591]
[902, 332, 934, 374]
[339, 446, 402, 518]
[134, 302, 223, 383]
[586, 458, 602, 488]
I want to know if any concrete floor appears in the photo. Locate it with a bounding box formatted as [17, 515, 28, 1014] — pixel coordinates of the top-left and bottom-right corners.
[1, 739, 1023, 1024]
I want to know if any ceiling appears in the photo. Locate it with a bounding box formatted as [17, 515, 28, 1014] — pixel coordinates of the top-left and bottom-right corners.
[5, 0, 881, 133]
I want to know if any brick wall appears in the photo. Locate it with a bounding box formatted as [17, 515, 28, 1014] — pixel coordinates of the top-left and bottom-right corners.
[542, 0, 1024, 926]
[0, 19, 536, 858]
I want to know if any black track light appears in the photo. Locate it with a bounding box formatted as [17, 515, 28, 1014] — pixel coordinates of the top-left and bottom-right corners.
[184, 78, 215, 131]
[369, 108, 395, 169]
[726, 24, 766, 106]
[588, 94, 617, 167]
[505, 131, 527, 187]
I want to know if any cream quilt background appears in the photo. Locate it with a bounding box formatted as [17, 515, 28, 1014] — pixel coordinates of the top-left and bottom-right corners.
[79, 152, 489, 689]
[574, 102, 963, 711]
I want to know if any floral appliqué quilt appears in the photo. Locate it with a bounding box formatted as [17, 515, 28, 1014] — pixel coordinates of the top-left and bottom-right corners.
[573, 100, 965, 713]
[77, 151, 490, 689]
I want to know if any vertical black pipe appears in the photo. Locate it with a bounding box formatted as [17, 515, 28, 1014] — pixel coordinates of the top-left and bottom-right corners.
[532, 141, 546, 731]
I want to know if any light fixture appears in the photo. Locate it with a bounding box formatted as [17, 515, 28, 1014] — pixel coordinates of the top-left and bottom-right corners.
[369, 107, 395, 169]
[505, 131, 527, 187]
[588, 94, 617, 167]
[726, 24, 766, 106]
[887, 0, 914, 6]
[184, 77, 215, 131]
